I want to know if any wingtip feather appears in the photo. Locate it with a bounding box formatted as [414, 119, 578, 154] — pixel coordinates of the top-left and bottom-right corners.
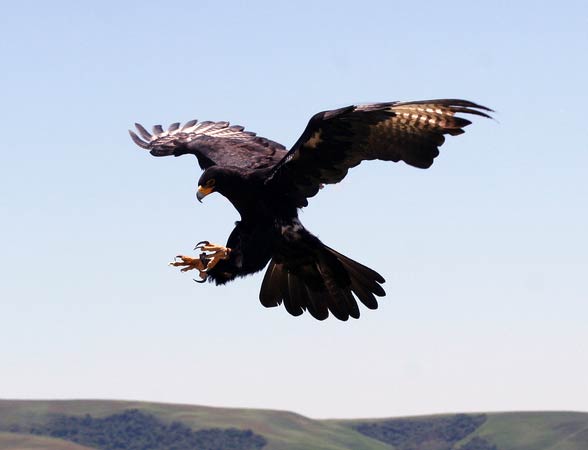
[134, 123, 152, 140]
[129, 130, 150, 149]
[182, 119, 198, 131]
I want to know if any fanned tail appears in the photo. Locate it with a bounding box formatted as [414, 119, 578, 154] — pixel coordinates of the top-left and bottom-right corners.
[259, 244, 385, 321]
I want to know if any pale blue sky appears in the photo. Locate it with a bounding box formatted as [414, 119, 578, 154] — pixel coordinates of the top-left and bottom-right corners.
[1, 1, 587, 418]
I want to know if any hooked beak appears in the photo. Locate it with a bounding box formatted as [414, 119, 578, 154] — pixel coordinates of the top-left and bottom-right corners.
[197, 185, 214, 202]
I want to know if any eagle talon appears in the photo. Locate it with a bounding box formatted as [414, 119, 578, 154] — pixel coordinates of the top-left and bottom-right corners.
[194, 240, 210, 250]
[195, 241, 231, 271]
[169, 254, 207, 270]
[169, 242, 231, 278]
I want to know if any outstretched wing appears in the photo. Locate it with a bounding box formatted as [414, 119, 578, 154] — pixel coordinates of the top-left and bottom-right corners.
[130, 119, 287, 170]
[266, 99, 492, 207]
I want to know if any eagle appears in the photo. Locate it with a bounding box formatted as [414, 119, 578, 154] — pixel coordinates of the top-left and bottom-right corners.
[130, 99, 491, 321]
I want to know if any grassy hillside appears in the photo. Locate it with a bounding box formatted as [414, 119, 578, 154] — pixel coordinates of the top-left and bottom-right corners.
[1, 400, 587, 450]
[0, 431, 94, 450]
[335, 411, 588, 450]
[0, 400, 389, 450]
[477, 412, 588, 449]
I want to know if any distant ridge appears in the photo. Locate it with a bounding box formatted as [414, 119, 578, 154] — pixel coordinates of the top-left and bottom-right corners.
[1, 399, 587, 450]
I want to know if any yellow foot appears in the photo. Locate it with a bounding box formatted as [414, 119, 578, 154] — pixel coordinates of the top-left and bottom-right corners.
[194, 240, 231, 271]
[169, 255, 209, 282]
[169, 241, 231, 283]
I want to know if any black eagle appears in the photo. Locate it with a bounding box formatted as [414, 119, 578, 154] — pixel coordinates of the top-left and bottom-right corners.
[130, 99, 491, 321]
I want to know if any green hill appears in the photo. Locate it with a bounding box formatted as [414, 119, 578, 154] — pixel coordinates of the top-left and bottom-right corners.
[0, 431, 95, 450]
[0, 400, 586, 450]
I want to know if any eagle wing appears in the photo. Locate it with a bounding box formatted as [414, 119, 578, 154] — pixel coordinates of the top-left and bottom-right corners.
[130, 119, 288, 170]
[266, 99, 492, 207]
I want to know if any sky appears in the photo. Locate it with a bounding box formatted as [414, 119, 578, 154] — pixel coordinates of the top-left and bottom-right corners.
[1, 1, 587, 419]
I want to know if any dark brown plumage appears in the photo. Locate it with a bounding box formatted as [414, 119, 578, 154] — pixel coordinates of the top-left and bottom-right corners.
[131, 99, 491, 320]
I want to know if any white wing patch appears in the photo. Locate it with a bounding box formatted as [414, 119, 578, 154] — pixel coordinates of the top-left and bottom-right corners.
[389, 103, 459, 128]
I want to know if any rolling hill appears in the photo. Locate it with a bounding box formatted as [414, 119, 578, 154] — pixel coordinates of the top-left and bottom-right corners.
[0, 400, 586, 450]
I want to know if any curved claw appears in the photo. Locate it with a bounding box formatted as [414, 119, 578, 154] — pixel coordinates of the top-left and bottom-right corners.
[171, 242, 230, 283]
[168, 255, 182, 266]
[194, 240, 210, 250]
[169, 255, 190, 266]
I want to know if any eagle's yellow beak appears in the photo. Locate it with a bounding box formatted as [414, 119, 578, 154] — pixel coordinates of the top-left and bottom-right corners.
[197, 185, 214, 202]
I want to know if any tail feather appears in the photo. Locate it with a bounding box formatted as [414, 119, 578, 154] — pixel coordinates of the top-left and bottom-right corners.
[259, 261, 282, 307]
[258, 244, 385, 321]
[304, 284, 329, 320]
[324, 246, 386, 309]
[284, 273, 305, 317]
[326, 246, 386, 292]
[325, 246, 385, 282]
[349, 278, 379, 310]
[342, 289, 360, 319]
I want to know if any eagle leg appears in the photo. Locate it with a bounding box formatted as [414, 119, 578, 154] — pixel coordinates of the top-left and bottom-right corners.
[193, 241, 231, 271]
[168, 242, 232, 282]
